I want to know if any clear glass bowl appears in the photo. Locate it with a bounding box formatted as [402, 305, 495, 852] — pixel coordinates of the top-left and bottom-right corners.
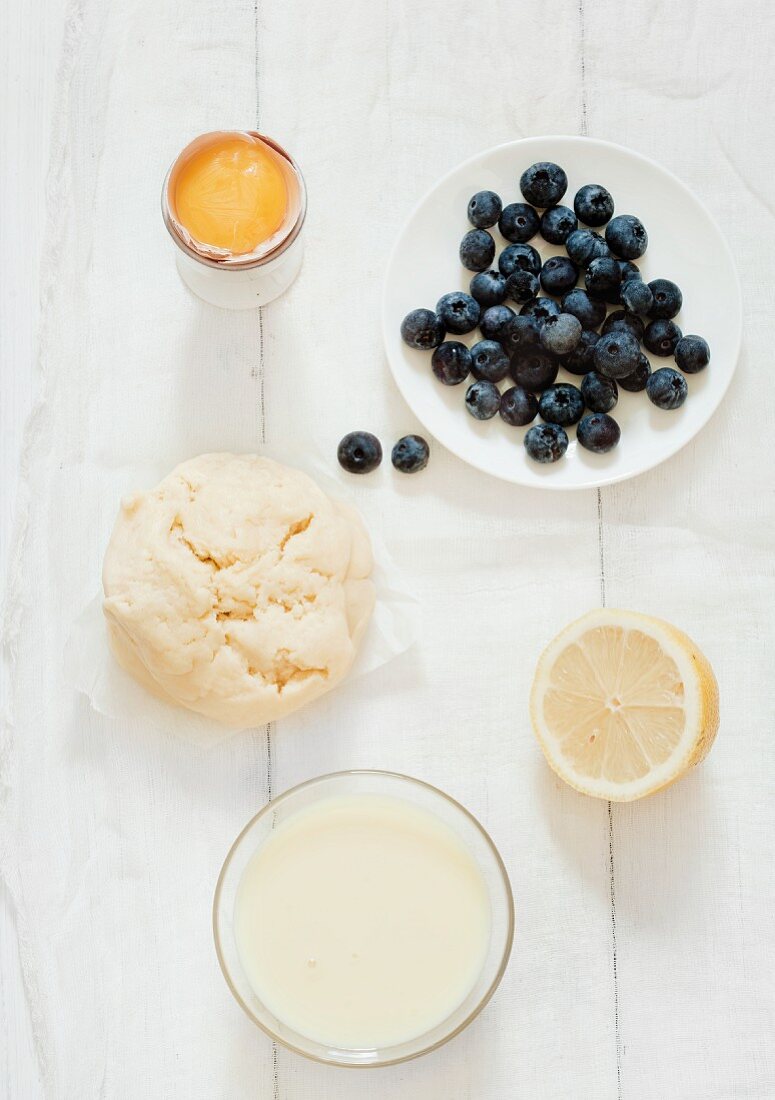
[213, 770, 514, 1068]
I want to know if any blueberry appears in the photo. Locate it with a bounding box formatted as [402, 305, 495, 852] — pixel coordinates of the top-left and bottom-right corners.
[520, 162, 568, 207]
[519, 297, 562, 325]
[498, 243, 542, 277]
[561, 288, 607, 331]
[618, 260, 641, 282]
[605, 214, 648, 260]
[540, 313, 583, 357]
[470, 339, 510, 382]
[524, 423, 569, 463]
[391, 434, 430, 473]
[499, 385, 539, 427]
[644, 318, 682, 357]
[573, 184, 615, 227]
[581, 371, 618, 413]
[647, 367, 688, 409]
[675, 335, 710, 374]
[505, 270, 540, 303]
[585, 257, 622, 303]
[602, 309, 645, 342]
[540, 256, 579, 297]
[337, 431, 382, 474]
[479, 304, 516, 341]
[400, 308, 444, 350]
[618, 351, 651, 392]
[470, 269, 507, 308]
[465, 380, 501, 420]
[577, 414, 621, 453]
[540, 205, 578, 244]
[593, 330, 641, 379]
[647, 279, 683, 320]
[499, 203, 540, 244]
[538, 383, 585, 426]
[565, 229, 611, 266]
[500, 314, 542, 355]
[620, 279, 653, 316]
[431, 341, 472, 385]
[467, 190, 502, 229]
[511, 349, 559, 392]
[518, 301, 562, 334]
[460, 229, 496, 271]
[563, 329, 600, 375]
[436, 291, 480, 335]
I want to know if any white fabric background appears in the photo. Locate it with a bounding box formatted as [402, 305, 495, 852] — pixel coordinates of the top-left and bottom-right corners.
[2, 0, 774, 1097]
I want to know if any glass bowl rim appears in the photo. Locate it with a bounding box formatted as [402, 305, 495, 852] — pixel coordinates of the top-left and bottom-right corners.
[212, 768, 515, 1068]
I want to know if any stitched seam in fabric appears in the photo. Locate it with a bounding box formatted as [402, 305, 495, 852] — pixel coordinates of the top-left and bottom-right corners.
[255, 5, 279, 1097]
[579, 3, 622, 1096]
[609, 800, 623, 1100]
[597, 488, 607, 608]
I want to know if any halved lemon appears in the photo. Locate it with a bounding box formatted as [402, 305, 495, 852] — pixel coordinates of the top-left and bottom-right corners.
[530, 609, 719, 802]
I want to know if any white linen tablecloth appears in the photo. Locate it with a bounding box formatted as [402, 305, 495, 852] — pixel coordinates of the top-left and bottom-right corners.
[2, 0, 774, 1097]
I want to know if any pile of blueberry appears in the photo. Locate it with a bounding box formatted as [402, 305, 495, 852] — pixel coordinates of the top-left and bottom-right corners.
[400, 161, 711, 463]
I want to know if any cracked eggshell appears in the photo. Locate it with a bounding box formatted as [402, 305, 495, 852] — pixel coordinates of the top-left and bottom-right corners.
[102, 453, 375, 726]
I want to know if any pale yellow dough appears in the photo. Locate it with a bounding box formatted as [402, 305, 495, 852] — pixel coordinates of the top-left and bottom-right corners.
[102, 454, 375, 726]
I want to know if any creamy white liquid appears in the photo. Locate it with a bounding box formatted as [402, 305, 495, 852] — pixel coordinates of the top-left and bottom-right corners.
[234, 793, 492, 1049]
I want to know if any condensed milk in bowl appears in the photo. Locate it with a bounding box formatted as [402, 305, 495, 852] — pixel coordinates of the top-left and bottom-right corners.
[213, 771, 514, 1067]
[162, 130, 306, 309]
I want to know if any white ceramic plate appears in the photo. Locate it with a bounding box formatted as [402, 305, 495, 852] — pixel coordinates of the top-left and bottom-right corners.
[383, 136, 741, 490]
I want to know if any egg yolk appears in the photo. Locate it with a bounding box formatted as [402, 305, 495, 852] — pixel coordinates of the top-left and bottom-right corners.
[172, 134, 289, 255]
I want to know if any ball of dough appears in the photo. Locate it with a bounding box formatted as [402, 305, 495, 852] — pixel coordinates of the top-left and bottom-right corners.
[102, 454, 375, 726]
